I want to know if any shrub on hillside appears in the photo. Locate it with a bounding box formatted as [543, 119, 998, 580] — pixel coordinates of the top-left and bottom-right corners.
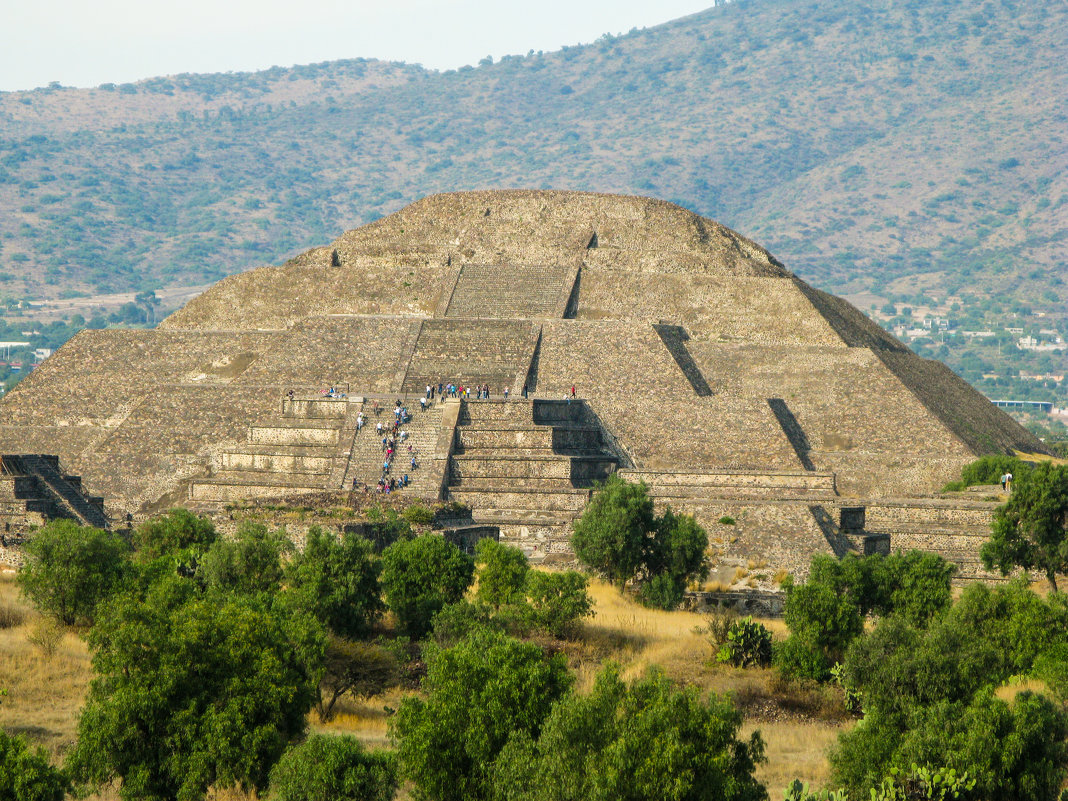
[942, 453, 1030, 491]
[67, 578, 322, 801]
[284, 526, 384, 638]
[491, 665, 767, 801]
[269, 735, 397, 801]
[380, 534, 474, 638]
[17, 519, 131, 626]
[475, 538, 529, 609]
[716, 616, 772, 668]
[572, 475, 708, 609]
[520, 570, 593, 639]
[131, 507, 217, 564]
[392, 628, 571, 801]
[0, 729, 69, 801]
[198, 520, 290, 596]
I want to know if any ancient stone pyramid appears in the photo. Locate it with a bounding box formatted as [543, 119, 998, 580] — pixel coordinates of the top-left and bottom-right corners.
[0, 191, 1041, 573]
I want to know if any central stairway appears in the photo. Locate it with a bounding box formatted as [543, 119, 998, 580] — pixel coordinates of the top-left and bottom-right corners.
[446, 399, 617, 556]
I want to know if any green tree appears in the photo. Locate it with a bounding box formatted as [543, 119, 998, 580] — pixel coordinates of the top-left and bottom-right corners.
[0, 729, 69, 801]
[475, 538, 530, 609]
[284, 526, 384, 638]
[68, 577, 323, 801]
[571, 474, 654, 591]
[268, 734, 398, 801]
[776, 578, 862, 681]
[982, 462, 1068, 592]
[491, 665, 767, 801]
[392, 629, 571, 801]
[132, 507, 217, 565]
[198, 520, 290, 596]
[380, 534, 474, 638]
[316, 634, 400, 722]
[17, 519, 131, 625]
[520, 570, 593, 639]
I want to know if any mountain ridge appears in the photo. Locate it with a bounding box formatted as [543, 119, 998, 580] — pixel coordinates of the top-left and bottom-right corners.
[0, 0, 1064, 314]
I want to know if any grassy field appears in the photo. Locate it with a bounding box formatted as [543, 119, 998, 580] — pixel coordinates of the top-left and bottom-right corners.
[0, 567, 848, 799]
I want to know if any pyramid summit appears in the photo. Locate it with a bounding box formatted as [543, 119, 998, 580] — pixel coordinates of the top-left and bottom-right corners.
[0, 191, 1042, 576]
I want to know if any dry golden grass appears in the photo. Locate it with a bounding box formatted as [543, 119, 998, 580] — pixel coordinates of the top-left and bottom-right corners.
[743, 720, 847, 793]
[0, 572, 92, 761]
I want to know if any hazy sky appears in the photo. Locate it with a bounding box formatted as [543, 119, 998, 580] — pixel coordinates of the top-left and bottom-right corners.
[1, 0, 715, 92]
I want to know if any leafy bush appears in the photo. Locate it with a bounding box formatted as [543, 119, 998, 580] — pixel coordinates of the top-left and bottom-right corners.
[67, 580, 322, 801]
[982, 461, 1068, 592]
[269, 735, 397, 801]
[716, 616, 772, 668]
[284, 527, 384, 638]
[0, 729, 69, 801]
[17, 519, 131, 626]
[380, 534, 474, 638]
[942, 454, 1030, 491]
[430, 600, 503, 646]
[475, 538, 529, 609]
[571, 475, 708, 609]
[491, 665, 767, 801]
[392, 628, 571, 801]
[520, 570, 592, 638]
[131, 507, 217, 564]
[198, 520, 290, 596]
[637, 572, 687, 610]
[571, 474, 655, 591]
[401, 503, 434, 526]
[774, 631, 832, 682]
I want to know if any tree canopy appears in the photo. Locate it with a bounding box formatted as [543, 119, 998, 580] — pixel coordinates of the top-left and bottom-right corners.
[982, 461, 1068, 592]
[284, 526, 384, 637]
[17, 519, 131, 626]
[392, 629, 572, 801]
[380, 534, 474, 638]
[571, 475, 707, 608]
[68, 576, 323, 801]
[491, 665, 767, 801]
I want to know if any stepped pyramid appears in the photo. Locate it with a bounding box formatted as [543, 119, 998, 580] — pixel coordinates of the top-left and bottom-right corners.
[0, 191, 1041, 575]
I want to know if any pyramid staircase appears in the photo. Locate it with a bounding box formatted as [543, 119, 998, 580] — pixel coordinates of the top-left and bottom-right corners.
[446, 399, 617, 554]
[0, 454, 109, 530]
[190, 395, 359, 503]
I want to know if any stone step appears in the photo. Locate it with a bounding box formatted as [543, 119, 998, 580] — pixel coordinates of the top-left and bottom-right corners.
[448, 477, 587, 492]
[645, 485, 838, 501]
[449, 488, 591, 514]
[249, 425, 341, 447]
[444, 264, 572, 319]
[451, 455, 607, 482]
[189, 473, 327, 502]
[456, 427, 602, 451]
[218, 449, 334, 475]
[281, 397, 353, 419]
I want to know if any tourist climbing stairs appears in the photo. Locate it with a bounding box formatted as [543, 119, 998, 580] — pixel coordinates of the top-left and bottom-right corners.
[343, 399, 445, 497]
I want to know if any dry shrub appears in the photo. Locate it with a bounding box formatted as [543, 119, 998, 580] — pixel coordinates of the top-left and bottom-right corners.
[772, 568, 791, 586]
[732, 566, 750, 584]
[0, 601, 26, 629]
[27, 618, 63, 660]
[747, 558, 768, 571]
[695, 607, 738, 651]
